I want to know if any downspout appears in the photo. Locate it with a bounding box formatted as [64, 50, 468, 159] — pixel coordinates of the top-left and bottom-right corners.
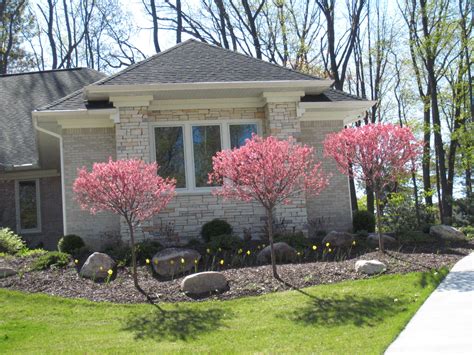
[33, 116, 67, 236]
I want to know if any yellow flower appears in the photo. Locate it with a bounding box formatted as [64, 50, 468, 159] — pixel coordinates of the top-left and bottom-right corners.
[262, 244, 266, 247]
[194, 259, 198, 264]
[220, 259, 224, 265]
[99, 266, 103, 271]
[74, 259, 79, 264]
[352, 240, 356, 246]
[218, 248, 222, 252]
[170, 260, 175, 265]
[325, 242, 330, 247]
[257, 245, 261, 250]
[180, 258, 185, 264]
[154, 259, 158, 264]
[107, 269, 113, 276]
[246, 250, 251, 255]
[312, 245, 317, 251]
[238, 248, 243, 254]
[145, 258, 150, 264]
[328, 248, 332, 253]
[206, 248, 211, 254]
[297, 252, 301, 256]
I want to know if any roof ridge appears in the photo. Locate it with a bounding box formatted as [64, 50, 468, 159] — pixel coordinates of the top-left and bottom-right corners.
[191, 39, 322, 81]
[96, 40, 195, 86]
[0, 67, 100, 78]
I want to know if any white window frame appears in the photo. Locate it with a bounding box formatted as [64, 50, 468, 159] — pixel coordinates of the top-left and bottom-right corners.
[15, 178, 42, 234]
[150, 119, 262, 193]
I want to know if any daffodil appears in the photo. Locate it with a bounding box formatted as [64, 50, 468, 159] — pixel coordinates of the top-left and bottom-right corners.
[107, 269, 113, 276]
[74, 259, 79, 264]
[206, 248, 211, 254]
[154, 259, 158, 264]
[328, 248, 332, 253]
[352, 240, 356, 246]
[246, 250, 251, 255]
[297, 252, 301, 256]
[238, 248, 243, 254]
[325, 242, 330, 247]
[170, 260, 175, 265]
[218, 248, 222, 252]
[312, 245, 317, 251]
[180, 258, 185, 264]
[99, 266, 103, 271]
[220, 259, 224, 265]
[194, 259, 198, 264]
[145, 258, 150, 264]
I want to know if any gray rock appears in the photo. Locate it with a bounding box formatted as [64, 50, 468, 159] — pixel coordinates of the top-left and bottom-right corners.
[181, 271, 229, 296]
[367, 233, 398, 247]
[355, 260, 387, 275]
[430, 225, 466, 241]
[0, 267, 16, 279]
[322, 231, 355, 248]
[80, 252, 116, 281]
[152, 248, 201, 277]
[257, 242, 297, 264]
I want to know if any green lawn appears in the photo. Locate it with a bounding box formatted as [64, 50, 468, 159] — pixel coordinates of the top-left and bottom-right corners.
[0, 270, 446, 354]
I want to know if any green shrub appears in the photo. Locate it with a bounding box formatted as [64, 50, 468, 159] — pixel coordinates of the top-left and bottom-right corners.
[57, 235, 85, 254]
[186, 238, 204, 249]
[32, 251, 70, 270]
[0, 228, 26, 255]
[135, 240, 163, 263]
[103, 243, 131, 266]
[104, 240, 163, 266]
[398, 231, 433, 244]
[201, 219, 233, 243]
[207, 234, 243, 251]
[460, 226, 474, 240]
[17, 248, 47, 258]
[352, 210, 375, 233]
[274, 231, 310, 250]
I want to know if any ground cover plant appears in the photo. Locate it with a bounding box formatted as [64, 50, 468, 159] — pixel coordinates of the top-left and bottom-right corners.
[0, 270, 447, 354]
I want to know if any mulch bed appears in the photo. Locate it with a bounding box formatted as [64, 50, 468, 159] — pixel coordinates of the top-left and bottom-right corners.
[1, 241, 473, 304]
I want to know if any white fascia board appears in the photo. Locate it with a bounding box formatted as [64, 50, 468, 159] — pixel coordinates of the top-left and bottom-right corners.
[33, 108, 119, 126]
[84, 80, 334, 98]
[149, 97, 265, 110]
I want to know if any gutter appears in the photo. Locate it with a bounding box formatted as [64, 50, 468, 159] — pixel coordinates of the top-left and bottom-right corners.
[33, 117, 67, 236]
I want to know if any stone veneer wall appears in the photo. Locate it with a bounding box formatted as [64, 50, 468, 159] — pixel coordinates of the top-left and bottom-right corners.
[115, 105, 308, 242]
[62, 127, 120, 248]
[300, 120, 352, 233]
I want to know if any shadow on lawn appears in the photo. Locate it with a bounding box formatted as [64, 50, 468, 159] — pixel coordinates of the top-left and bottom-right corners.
[123, 306, 233, 341]
[286, 294, 407, 327]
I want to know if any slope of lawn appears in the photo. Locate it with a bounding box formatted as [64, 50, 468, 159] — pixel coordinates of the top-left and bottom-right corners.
[0, 270, 446, 354]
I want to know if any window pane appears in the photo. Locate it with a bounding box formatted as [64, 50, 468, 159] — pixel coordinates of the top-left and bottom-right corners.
[192, 125, 221, 187]
[155, 126, 186, 188]
[19, 181, 38, 230]
[230, 124, 257, 148]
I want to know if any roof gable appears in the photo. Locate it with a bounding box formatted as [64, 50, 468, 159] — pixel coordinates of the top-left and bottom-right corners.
[94, 39, 321, 86]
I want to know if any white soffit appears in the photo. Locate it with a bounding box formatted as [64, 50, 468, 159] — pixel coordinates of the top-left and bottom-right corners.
[299, 100, 377, 125]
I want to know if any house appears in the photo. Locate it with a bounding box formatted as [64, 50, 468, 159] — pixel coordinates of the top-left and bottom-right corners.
[2, 40, 375, 249]
[0, 68, 106, 249]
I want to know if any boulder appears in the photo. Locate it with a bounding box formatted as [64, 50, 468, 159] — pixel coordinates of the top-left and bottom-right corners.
[355, 260, 387, 275]
[257, 242, 297, 264]
[151, 248, 201, 277]
[0, 267, 16, 279]
[322, 231, 355, 248]
[430, 225, 466, 241]
[80, 252, 116, 281]
[367, 233, 398, 248]
[180, 271, 229, 296]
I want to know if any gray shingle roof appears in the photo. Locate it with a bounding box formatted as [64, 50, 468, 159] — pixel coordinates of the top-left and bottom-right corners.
[95, 39, 322, 85]
[302, 89, 366, 102]
[0, 68, 106, 166]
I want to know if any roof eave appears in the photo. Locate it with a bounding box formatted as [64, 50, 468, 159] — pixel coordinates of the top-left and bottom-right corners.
[84, 80, 334, 100]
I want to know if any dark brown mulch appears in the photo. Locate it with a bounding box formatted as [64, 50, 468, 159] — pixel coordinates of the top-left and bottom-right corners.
[1, 241, 473, 304]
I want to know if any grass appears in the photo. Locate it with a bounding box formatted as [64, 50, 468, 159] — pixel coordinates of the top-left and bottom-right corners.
[0, 270, 447, 354]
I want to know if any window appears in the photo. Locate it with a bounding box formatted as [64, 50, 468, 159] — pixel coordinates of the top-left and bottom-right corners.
[229, 123, 257, 148]
[154, 126, 186, 188]
[15, 179, 41, 233]
[151, 120, 260, 192]
[192, 125, 222, 187]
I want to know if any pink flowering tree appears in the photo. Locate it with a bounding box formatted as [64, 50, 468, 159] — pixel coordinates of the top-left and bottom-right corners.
[73, 158, 176, 291]
[209, 135, 328, 279]
[323, 124, 423, 252]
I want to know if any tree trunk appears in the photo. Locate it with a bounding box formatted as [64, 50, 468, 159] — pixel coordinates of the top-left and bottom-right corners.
[366, 184, 375, 215]
[422, 95, 433, 206]
[349, 176, 358, 211]
[127, 221, 140, 289]
[266, 208, 278, 279]
[375, 189, 385, 253]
